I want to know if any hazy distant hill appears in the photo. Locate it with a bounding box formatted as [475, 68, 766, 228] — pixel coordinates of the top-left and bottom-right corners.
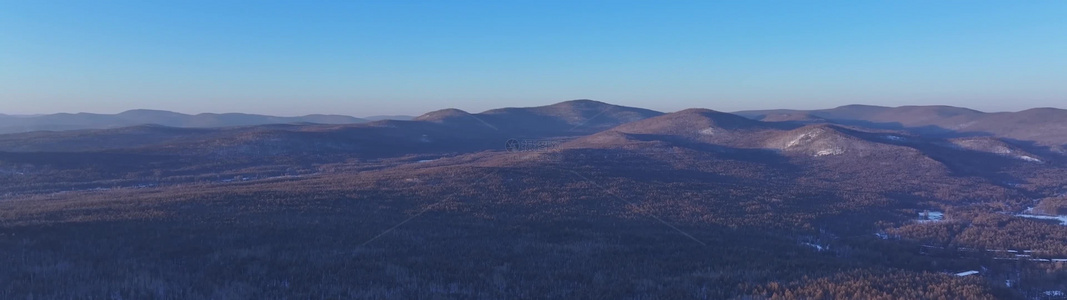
[0, 109, 369, 134]
[416, 99, 664, 137]
[363, 115, 414, 121]
[609, 108, 771, 137]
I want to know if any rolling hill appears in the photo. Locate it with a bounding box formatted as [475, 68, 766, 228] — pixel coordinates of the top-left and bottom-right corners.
[736, 105, 1067, 146]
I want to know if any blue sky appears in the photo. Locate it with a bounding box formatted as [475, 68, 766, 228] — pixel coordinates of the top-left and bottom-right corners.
[2, 1, 1065, 116]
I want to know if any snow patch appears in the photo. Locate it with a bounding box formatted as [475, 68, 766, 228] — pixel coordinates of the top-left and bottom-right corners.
[1015, 214, 1067, 225]
[917, 211, 945, 223]
[994, 257, 1067, 262]
[699, 128, 717, 135]
[883, 135, 905, 141]
[1018, 155, 1042, 163]
[954, 270, 979, 277]
[787, 129, 824, 148]
[802, 242, 828, 252]
[1046, 291, 1065, 297]
[814, 148, 844, 157]
[953, 121, 976, 129]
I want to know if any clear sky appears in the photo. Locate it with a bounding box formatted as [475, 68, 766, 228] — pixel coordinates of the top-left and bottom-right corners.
[2, 1, 1065, 116]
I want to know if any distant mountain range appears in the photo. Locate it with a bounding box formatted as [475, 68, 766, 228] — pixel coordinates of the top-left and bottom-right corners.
[0, 100, 661, 154]
[0, 109, 415, 134]
[6, 102, 1065, 148]
[1, 100, 1065, 158]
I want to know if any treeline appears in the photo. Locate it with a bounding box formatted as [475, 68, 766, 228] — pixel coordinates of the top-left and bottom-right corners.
[749, 271, 1005, 300]
[2, 145, 1063, 298]
[889, 211, 1067, 256]
[0, 163, 1010, 299]
[1036, 196, 1067, 215]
